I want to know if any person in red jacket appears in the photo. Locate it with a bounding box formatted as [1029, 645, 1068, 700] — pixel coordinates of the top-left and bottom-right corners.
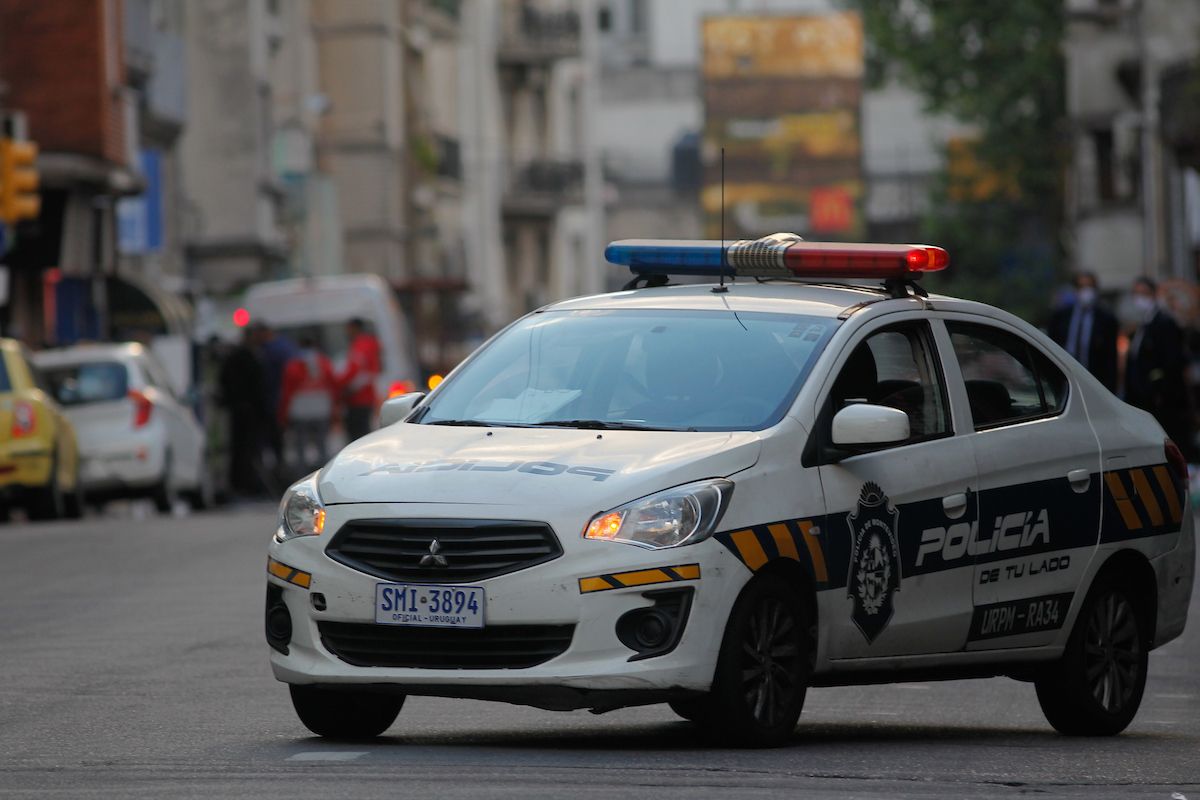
[278, 337, 338, 468]
[338, 318, 382, 441]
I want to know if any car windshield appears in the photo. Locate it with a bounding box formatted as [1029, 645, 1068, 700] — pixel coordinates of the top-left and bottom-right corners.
[418, 309, 838, 431]
[41, 361, 130, 406]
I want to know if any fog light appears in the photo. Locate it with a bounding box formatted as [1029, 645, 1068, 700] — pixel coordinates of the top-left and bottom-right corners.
[266, 584, 292, 654]
[615, 587, 694, 661]
[632, 609, 671, 649]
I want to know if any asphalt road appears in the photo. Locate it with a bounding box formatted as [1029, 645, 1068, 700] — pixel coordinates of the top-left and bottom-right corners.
[0, 505, 1196, 799]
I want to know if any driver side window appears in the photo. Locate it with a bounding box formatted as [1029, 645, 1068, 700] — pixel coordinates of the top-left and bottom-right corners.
[827, 322, 950, 445]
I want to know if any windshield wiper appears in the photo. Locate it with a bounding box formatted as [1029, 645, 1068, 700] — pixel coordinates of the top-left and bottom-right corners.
[536, 419, 691, 432]
[424, 419, 499, 427]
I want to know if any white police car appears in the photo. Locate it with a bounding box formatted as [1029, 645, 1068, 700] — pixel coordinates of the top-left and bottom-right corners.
[266, 235, 1194, 747]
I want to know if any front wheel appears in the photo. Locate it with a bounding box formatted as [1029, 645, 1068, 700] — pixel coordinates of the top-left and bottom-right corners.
[694, 574, 811, 747]
[289, 685, 404, 739]
[1034, 579, 1148, 736]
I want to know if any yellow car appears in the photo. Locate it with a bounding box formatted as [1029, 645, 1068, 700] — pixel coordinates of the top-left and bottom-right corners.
[0, 339, 82, 520]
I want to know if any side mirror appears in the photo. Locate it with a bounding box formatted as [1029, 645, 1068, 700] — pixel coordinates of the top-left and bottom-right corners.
[831, 403, 910, 447]
[380, 392, 426, 427]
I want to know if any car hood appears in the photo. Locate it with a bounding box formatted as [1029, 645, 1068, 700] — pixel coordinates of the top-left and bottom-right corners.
[318, 423, 762, 509]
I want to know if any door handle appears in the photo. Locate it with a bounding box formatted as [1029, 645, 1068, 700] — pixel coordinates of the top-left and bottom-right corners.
[1067, 469, 1091, 493]
[943, 492, 968, 519]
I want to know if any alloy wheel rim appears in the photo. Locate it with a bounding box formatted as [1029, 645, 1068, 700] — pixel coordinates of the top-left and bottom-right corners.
[740, 596, 801, 727]
[1083, 592, 1141, 713]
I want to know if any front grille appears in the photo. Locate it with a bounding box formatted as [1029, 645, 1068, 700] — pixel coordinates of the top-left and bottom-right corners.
[318, 621, 575, 669]
[325, 519, 562, 583]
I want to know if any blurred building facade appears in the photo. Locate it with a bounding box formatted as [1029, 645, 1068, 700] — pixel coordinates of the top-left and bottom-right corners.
[0, 0, 197, 346]
[457, 0, 604, 342]
[180, 0, 287, 297]
[595, 0, 966, 292]
[1065, 0, 1200, 287]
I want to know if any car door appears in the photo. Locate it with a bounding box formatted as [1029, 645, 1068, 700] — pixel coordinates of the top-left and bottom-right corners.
[813, 318, 980, 660]
[943, 318, 1100, 650]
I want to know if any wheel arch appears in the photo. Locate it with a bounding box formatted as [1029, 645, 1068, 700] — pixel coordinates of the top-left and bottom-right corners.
[1090, 548, 1158, 647]
[750, 558, 819, 661]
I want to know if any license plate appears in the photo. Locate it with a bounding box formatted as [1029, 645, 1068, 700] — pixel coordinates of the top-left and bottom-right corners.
[374, 583, 485, 629]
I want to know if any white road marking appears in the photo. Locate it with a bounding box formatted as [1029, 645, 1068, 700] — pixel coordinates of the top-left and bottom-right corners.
[287, 751, 368, 762]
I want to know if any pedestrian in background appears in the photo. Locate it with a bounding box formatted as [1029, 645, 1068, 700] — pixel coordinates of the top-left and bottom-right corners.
[338, 318, 381, 441]
[258, 324, 298, 471]
[278, 337, 337, 472]
[1048, 271, 1119, 392]
[1124, 277, 1193, 458]
[218, 325, 270, 497]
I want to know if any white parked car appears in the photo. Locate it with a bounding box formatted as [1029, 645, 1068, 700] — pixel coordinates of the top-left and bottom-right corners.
[35, 343, 211, 512]
[265, 236, 1194, 746]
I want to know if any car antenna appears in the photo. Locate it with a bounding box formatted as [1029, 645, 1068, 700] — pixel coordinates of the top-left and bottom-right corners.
[714, 146, 729, 294]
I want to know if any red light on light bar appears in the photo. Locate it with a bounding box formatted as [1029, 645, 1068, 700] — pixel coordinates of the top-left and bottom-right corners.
[779, 242, 949, 278]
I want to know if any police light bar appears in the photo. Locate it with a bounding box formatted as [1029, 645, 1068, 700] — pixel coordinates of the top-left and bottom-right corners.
[606, 233, 949, 280]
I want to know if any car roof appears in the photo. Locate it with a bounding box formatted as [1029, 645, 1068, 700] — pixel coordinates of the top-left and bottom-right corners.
[32, 342, 147, 366]
[543, 280, 970, 318]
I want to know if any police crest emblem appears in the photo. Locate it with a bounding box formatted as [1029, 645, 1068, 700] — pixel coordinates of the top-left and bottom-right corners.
[846, 482, 902, 643]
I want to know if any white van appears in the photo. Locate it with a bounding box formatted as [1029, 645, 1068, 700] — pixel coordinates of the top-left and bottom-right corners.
[243, 274, 420, 404]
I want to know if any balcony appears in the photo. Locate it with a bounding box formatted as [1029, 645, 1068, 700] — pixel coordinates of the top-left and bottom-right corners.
[502, 158, 584, 217]
[497, 5, 580, 65]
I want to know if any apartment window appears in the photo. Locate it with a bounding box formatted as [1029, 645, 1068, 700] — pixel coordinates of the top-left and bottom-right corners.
[598, 5, 611, 32]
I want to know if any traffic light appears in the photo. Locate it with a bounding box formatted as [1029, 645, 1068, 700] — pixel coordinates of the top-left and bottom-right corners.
[0, 138, 41, 224]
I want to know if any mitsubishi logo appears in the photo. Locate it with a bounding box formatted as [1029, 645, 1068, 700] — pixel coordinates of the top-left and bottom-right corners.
[419, 539, 448, 568]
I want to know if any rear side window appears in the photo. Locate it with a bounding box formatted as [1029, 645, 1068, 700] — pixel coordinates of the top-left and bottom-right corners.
[947, 322, 1068, 430]
[41, 362, 130, 406]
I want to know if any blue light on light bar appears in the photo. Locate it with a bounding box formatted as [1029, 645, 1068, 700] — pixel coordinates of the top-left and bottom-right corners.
[604, 239, 732, 275]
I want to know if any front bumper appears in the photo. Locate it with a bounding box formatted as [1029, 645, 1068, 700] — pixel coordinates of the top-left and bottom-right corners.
[267, 502, 749, 708]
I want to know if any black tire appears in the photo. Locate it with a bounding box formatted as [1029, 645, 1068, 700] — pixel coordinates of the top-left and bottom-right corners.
[28, 452, 65, 521]
[64, 467, 84, 520]
[1034, 577, 1148, 736]
[152, 453, 178, 514]
[695, 574, 811, 747]
[289, 685, 404, 739]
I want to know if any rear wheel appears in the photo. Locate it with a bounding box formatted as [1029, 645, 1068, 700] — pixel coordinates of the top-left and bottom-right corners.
[693, 574, 811, 747]
[28, 451, 65, 521]
[1035, 577, 1148, 736]
[64, 466, 84, 520]
[289, 685, 404, 739]
[152, 452, 178, 514]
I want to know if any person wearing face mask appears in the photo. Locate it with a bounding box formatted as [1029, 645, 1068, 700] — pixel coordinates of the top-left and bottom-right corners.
[1048, 272, 1119, 391]
[1124, 277, 1193, 458]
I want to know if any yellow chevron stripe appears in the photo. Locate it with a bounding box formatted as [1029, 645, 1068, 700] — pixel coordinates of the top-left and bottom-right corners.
[767, 523, 800, 561]
[267, 558, 312, 589]
[797, 520, 828, 582]
[577, 564, 701, 593]
[1104, 472, 1144, 530]
[1152, 465, 1183, 524]
[578, 577, 614, 593]
[731, 529, 769, 571]
[1129, 468, 1164, 527]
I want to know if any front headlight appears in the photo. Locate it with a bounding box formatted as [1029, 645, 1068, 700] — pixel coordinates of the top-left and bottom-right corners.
[275, 473, 326, 543]
[583, 479, 734, 549]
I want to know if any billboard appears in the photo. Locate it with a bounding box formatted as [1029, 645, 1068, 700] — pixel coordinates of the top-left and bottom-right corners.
[701, 13, 864, 239]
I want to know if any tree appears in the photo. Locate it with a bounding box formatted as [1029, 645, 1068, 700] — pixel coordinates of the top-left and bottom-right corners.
[856, 1, 1067, 323]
